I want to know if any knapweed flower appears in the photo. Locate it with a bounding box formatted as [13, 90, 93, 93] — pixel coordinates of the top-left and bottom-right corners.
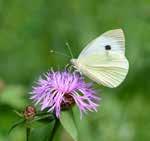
[30, 70, 100, 118]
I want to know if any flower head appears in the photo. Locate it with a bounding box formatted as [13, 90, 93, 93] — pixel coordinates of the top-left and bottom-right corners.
[30, 70, 100, 118]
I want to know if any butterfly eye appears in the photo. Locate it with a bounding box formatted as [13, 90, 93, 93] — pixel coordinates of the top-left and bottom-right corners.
[105, 45, 111, 50]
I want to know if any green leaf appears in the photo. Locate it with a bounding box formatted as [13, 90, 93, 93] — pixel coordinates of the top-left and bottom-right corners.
[12, 109, 23, 117]
[29, 121, 55, 141]
[30, 114, 54, 123]
[8, 119, 25, 134]
[60, 110, 78, 141]
[29, 114, 55, 128]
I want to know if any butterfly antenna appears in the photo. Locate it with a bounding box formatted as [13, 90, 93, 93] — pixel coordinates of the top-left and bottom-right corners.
[65, 42, 74, 59]
[50, 50, 70, 58]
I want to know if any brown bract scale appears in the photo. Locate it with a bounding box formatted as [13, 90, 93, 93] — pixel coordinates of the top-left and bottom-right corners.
[23, 106, 36, 120]
[61, 94, 75, 110]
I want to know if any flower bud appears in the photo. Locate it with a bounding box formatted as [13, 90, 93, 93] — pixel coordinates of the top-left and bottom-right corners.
[23, 105, 36, 120]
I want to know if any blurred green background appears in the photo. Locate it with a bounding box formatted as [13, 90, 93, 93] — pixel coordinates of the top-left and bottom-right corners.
[0, 0, 150, 141]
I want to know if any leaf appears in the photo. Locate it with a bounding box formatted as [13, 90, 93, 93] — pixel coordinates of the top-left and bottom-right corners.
[30, 114, 54, 123]
[60, 110, 78, 141]
[12, 109, 23, 117]
[29, 121, 55, 141]
[29, 114, 55, 128]
[8, 119, 25, 134]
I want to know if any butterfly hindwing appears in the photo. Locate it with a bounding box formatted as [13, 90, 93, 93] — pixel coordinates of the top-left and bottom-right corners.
[77, 53, 129, 88]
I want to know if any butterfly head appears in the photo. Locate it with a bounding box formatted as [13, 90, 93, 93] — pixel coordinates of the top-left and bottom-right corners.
[70, 59, 77, 66]
[70, 59, 80, 69]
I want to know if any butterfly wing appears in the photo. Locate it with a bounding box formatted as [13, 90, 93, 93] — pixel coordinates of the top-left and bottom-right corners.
[75, 29, 129, 88]
[79, 29, 125, 58]
[77, 53, 129, 88]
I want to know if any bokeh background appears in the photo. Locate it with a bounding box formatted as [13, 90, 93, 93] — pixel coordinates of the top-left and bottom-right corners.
[0, 0, 150, 141]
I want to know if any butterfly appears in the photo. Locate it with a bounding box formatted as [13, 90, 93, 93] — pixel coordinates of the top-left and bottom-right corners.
[71, 29, 129, 88]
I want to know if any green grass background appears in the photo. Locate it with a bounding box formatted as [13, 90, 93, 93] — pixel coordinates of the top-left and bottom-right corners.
[0, 0, 150, 141]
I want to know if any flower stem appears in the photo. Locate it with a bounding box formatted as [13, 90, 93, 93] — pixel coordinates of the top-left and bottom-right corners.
[49, 118, 60, 141]
[26, 127, 30, 141]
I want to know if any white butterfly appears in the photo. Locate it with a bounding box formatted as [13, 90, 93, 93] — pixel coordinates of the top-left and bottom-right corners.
[71, 29, 129, 88]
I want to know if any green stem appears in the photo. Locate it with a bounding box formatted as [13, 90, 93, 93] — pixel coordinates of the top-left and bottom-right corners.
[26, 127, 30, 141]
[49, 118, 60, 141]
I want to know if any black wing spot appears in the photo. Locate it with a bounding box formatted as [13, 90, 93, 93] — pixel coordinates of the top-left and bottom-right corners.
[105, 45, 111, 50]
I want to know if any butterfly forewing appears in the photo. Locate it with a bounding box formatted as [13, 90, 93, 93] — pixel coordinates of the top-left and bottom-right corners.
[79, 29, 125, 59]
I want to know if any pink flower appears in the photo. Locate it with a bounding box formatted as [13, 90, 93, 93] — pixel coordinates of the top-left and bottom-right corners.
[30, 70, 100, 118]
